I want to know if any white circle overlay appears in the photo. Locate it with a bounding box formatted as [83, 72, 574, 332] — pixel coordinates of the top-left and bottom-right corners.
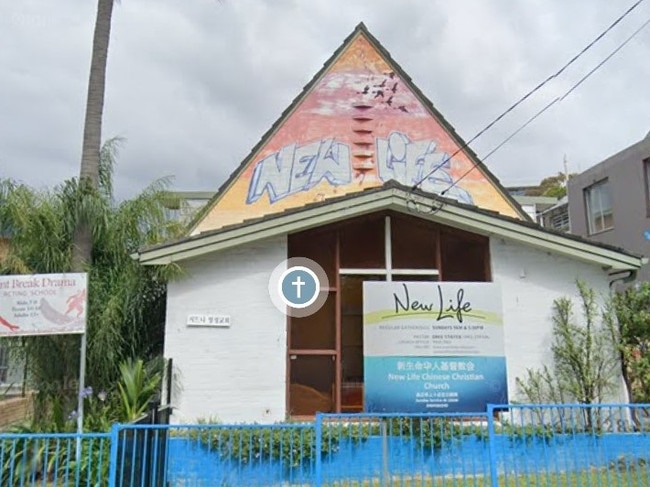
[277, 265, 320, 309]
[268, 257, 330, 317]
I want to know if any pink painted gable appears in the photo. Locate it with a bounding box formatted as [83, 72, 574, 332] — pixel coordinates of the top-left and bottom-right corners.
[194, 30, 523, 234]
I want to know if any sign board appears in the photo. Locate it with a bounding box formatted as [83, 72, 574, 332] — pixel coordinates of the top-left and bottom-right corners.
[0, 273, 88, 337]
[363, 281, 508, 413]
[187, 314, 231, 327]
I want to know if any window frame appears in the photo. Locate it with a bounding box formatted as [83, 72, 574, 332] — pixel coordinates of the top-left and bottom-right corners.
[584, 179, 614, 235]
[286, 212, 491, 417]
[642, 157, 650, 217]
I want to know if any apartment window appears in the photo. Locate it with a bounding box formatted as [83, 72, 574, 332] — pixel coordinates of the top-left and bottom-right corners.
[644, 159, 650, 215]
[550, 212, 570, 232]
[585, 179, 613, 234]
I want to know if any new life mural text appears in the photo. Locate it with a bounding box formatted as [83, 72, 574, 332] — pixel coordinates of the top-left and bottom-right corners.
[363, 281, 507, 413]
[247, 131, 473, 206]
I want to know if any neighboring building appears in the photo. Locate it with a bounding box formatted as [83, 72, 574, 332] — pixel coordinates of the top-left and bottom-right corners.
[539, 196, 570, 233]
[568, 132, 650, 281]
[165, 192, 213, 224]
[135, 24, 643, 424]
[510, 194, 560, 225]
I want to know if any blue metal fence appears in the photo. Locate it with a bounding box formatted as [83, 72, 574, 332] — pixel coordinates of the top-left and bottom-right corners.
[0, 431, 110, 486]
[1, 403, 649, 486]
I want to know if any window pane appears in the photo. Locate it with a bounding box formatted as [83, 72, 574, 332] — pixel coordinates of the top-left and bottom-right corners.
[289, 355, 335, 415]
[645, 159, 650, 213]
[392, 274, 439, 282]
[585, 180, 613, 234]
[339, 216, 385, 268]
[440, 231, 490, 281]
[341, 274, 385, 413]
[288, 229, 336, 283]
[290, 292, 336, 350]
[391, 216, 437, 269]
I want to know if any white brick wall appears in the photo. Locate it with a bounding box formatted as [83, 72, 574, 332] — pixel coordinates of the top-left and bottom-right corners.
[164, 236, 288, 424]
[490, 237, 626, 403]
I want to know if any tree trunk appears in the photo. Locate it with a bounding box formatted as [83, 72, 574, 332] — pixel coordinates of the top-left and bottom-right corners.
[72, 0, 115, 271]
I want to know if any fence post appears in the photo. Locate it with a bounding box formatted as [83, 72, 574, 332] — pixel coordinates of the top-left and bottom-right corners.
[107, 423, 121, 487]
[315, 413, 323, 487]
[487, 405, 499, 487]
[381, 419, 389, 487]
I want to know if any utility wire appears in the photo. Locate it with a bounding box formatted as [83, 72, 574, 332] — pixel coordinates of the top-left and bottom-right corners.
[409, 0, 647, 192]
[438, 14, 650, 199]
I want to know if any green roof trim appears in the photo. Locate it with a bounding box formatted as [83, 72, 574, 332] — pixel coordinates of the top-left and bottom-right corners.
[135, 180, 645, 272]
[185, 22, 530, 236]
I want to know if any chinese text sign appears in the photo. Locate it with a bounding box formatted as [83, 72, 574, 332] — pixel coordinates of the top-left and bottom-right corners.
[363, 281, 508, 413]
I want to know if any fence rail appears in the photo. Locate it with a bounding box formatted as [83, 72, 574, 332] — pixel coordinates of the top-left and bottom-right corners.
[0, 403, 649, 486]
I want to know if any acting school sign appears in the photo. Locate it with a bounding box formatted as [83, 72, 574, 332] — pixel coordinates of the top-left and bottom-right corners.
[363, 281, 508, 413]
[0, 273, 88, 337]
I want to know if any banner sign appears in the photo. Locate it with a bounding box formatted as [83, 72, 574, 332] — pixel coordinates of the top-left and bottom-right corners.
[0, 273, 88, 337]
[363, 281, 508, 413]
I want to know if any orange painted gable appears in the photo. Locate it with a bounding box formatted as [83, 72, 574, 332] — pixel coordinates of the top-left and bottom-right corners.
[193, 26, 525, 234]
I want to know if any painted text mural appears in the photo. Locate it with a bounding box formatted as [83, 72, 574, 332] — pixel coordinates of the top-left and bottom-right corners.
[194, 31, 520, 233]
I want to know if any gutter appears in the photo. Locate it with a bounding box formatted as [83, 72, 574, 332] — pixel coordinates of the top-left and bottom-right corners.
[608, 256, 647, 289]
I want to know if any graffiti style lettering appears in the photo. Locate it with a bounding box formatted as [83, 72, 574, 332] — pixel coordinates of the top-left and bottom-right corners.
[376, 132, 473, 205]
[247, 139, 351, 204]
[246, 132, 474, 206]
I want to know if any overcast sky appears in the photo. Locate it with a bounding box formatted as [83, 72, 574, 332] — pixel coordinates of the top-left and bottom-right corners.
[1, 0, 649, 200]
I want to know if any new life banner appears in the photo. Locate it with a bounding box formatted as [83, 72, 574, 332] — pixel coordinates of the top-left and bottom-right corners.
[0, 273, 88, 337]
[363, 281, 508, 413]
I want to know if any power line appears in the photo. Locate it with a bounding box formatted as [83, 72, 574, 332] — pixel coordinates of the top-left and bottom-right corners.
[409, 0, 647, 192]
[438, 13, 650, 199]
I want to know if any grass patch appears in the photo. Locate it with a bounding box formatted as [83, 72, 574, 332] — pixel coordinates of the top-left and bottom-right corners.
[323, 469, 650, 487]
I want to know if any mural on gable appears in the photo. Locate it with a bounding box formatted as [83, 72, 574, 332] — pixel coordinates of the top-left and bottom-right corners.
[194, 32, 521, 234]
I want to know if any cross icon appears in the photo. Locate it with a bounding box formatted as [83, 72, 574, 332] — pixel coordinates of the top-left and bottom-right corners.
[292, 275, 305, 298]
[277, 265, 321, 309]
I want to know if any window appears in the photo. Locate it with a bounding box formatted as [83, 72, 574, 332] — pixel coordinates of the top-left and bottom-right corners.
[643, 158, 650, 216]
[585, 180, 613, 234]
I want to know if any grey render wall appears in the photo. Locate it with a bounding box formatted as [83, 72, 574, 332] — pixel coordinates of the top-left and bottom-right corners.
[568, 134, 650, 280]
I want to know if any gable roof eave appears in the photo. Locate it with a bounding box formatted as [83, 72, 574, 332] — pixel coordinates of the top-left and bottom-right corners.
[135, 185, 643, 272]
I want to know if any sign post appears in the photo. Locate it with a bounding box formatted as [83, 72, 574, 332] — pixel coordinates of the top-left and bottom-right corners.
[363, 281, 508, 413]
[0, 273, 88, 453]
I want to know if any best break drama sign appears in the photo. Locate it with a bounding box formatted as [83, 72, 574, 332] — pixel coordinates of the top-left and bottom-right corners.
[0, 273, 88, 337]
[363, 281, 508, 413]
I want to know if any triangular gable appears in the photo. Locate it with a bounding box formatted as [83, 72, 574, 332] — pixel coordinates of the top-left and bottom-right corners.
[190, 23, 528, 235]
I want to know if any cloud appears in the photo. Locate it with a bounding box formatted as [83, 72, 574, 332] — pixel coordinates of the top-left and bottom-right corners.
[1, 0, 649, 199]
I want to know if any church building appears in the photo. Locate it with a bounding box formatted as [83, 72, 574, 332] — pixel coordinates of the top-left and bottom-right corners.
[135, 24, 643, 423]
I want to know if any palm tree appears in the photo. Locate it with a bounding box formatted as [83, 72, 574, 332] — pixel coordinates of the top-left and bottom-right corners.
[73, 0, 115, 271]
[0, 139, 183, 428]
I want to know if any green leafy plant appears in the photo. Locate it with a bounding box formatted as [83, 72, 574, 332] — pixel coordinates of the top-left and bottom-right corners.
[0, 139, 183, 430]
[0, 432, 110, 487]
[116, 357, 163, 423]
[516, 281, 620, 431]
[612, 282, 650, 404]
